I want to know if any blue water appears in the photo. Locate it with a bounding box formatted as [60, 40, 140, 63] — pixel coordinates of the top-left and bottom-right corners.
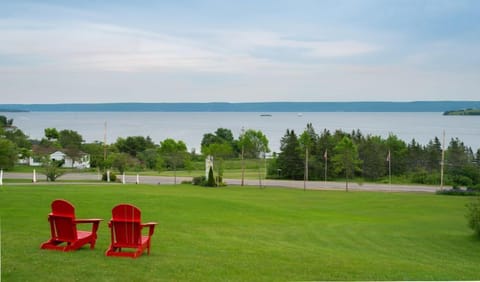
[4, 112, 480, 153]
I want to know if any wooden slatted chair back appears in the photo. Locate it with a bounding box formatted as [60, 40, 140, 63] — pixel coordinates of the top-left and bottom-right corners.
[110, 204, 142, 247]
[49, 199, 78, 242]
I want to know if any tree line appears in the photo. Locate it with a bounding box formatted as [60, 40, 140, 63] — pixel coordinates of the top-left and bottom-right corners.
[1, 115, 479, 188]
[269, 123, 480, 189]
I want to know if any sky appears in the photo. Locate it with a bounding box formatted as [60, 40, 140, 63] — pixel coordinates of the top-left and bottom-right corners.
[1, 0, 479, 104]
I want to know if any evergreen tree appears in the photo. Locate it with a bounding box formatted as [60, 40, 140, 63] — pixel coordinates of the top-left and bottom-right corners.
[358, 135, 387, 180]
[299, 123, 319, 180]
[277, 129, 303, 180]
[385, 134, 408, 175]
[207, 166, 216, 187]
[407, 138, 425, 172]
[318, 129, 335, 180]
[425, 137, 442, 172]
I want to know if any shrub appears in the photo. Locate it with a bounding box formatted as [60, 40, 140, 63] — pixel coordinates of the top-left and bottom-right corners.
[410, 171, 440, 185]
[452, 175, 473, 188]
[436, 188, 478, 196]
[43, 159, 65, 182]
[206, 167, 216, 187]
[468, 184, 480, 192]
[411, 170, 428, 184]
[192, 176, 206, 186]
[466, 197, 480, 237]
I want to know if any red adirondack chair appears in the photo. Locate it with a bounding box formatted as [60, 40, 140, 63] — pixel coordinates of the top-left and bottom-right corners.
[105, 204, 158, 258]
[40, 199, 102, 252]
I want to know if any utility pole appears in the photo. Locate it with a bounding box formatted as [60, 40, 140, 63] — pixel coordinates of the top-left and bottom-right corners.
[324, 149, 328, 185]
[241, 127, 245, 186]
[304, 147, 308, 191]
[103, 121, 107, 162]
[388, 149, 391, 186]
[440, 130, 445, 191]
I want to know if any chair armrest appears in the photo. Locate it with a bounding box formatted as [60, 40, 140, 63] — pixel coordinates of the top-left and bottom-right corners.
[75, 218, 103, 233]
[141, 222, 158, 237]
[75, 218, 103, 224]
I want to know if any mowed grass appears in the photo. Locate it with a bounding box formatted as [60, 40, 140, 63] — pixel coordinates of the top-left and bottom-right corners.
[1, 184, 479, 281]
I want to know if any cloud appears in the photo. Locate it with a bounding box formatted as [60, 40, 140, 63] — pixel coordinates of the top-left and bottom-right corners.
[0, 19, 380, 73]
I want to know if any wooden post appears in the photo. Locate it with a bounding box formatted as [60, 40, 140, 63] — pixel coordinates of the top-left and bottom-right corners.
[304, 147, 308, 191]
[440, 130, 445, 191]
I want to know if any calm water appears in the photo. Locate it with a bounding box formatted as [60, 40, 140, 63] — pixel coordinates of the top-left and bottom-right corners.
[4, 112, 480, 153]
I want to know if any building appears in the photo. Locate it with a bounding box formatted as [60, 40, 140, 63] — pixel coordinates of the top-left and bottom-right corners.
[19, 146, 91, 169]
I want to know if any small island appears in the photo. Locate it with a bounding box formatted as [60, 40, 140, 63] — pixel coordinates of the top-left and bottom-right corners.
[0, 109, 29, 113]
[443, 108, 480, 116]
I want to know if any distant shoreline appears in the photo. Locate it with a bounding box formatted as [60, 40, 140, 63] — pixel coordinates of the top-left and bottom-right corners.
[1, 101, 480, 113]
[443, 108, 480, 116]
[0, 109, 29, 113]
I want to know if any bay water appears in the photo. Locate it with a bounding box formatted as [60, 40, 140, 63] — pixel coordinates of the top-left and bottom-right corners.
[4, 112, 480, 153]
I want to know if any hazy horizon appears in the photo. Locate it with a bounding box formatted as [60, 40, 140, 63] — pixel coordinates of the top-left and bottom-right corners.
[0, 97, 480, 105]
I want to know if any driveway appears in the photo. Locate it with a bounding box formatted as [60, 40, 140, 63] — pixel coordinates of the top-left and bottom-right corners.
[2, 171, 444, 193]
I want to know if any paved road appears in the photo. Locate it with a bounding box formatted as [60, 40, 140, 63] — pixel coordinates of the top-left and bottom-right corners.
[3, 172, 444, 193]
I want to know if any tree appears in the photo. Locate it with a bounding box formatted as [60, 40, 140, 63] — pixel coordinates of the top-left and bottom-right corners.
[238, 129, 270, 186]
[0, 115, 13, 128]
[109, 152, 135, 174]
[201, 128, 237, 155]
[200, 128, 238, 185]
[82, 142, 106, 169]
[0, 138, 17, 169]
[299, 123, 318, 182]
[358, 135, 387, 180]
[207, 166, 216, 187]
[277, 130, 303, 180]
[158, 138, 189, 184]
[215, 128, 234, 144]
[200, 133, 218, 149]
[407, 138, 426, 173]
[447, 138, 470, 173]
[385, 134, 408, 175]
[58, 129, 83, 149]
[137, 148, 158, 170]
[42, 158, 64, 181]
[44, 128, 59, 141]
[58, 129, 84, 167]
[115, 136, 155, 157]
[447, 138, 476, 187]
[318, 129, 335, 180]
[202, 142, 233, 185]
[332, 136, 362, 191]
[424, 137, 442, 172]
[3, 127, 31, 151]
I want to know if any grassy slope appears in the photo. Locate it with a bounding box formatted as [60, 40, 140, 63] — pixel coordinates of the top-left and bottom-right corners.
[1, 184, 479, 281]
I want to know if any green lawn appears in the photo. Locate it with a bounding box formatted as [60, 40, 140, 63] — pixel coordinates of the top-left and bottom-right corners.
[1, 184, 479, 281]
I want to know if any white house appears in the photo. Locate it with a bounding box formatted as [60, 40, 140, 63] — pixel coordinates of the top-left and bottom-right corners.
[50, 151, 91, 169]
[20, 149, 91, 169]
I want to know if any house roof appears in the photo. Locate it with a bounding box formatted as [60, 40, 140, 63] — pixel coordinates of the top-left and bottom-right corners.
[32, 145, 88, 157]
[32, 144, 58, 156]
